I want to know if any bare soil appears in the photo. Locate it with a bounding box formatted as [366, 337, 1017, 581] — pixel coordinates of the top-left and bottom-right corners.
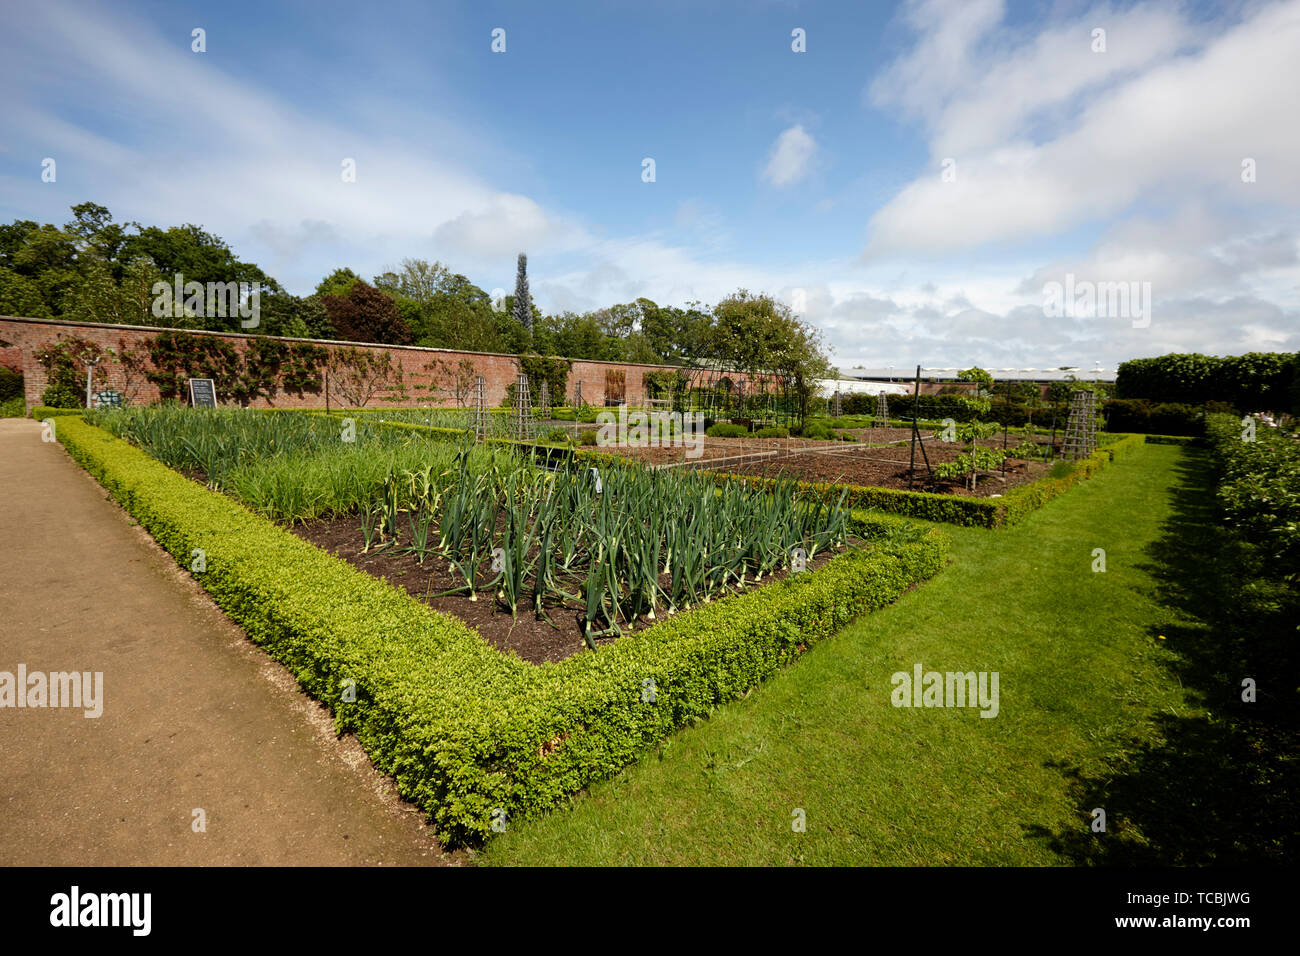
[586, 426, 918, 467]
[712, 437, 1057, 497]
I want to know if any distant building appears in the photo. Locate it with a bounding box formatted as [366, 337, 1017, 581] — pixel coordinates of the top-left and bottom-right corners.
[831, 365, 1115, 397]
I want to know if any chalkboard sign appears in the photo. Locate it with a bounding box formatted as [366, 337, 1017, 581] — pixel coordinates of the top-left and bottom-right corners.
[188, 378, 218, 408]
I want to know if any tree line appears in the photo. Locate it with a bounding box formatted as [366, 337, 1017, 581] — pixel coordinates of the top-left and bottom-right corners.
[1, 204, 828, 379]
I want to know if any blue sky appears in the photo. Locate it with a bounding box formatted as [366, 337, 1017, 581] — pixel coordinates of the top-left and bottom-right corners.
[2, 0, 1297, 370]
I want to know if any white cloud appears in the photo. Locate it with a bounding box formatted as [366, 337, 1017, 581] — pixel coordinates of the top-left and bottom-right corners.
[1, 0, 1295, 371]
[762, 125, 817, 187]
[864, 0, 1300, 257]
[432, 194, 587, 260]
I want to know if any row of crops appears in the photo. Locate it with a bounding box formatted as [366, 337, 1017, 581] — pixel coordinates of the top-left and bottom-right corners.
[86, 406, 854, 644]
[86, 406, 524, 523]
[368, 448, 849, 644]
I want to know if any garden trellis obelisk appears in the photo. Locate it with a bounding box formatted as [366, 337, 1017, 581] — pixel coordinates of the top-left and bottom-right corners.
[875, 391, 888, 430]
[832, 390, 841, 418]
[512, 371, 536, 441]
[471, 374, 488, 442]
[539, 380, 550, 421]
[1061, 389, 1097, 461]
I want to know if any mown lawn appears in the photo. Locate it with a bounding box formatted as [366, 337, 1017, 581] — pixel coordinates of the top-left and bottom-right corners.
[482, 443, 1219, 866]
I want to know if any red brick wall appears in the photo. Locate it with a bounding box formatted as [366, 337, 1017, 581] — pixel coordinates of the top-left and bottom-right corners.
[0, 316, 686, 411]
[0, 346, 22, 374]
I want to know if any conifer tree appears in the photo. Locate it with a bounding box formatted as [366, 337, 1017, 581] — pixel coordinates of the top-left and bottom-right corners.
[512, 252, 532, 334]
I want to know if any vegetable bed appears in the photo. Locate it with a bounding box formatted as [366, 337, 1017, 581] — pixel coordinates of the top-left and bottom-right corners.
[52, 412, 949, 845]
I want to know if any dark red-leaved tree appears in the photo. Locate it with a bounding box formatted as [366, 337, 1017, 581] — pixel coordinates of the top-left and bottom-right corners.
[323, 281, 414, 345]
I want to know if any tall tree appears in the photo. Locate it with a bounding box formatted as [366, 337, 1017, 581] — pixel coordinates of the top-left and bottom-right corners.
[512, 253, 532, 335]
[315, 267, 362, 300]
[322, 281, 413, 345]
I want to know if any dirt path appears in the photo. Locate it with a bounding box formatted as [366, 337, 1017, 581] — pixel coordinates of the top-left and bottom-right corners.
[0, 418, 456, 865]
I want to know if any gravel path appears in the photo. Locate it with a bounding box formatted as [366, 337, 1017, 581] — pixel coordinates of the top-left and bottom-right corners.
[0, 418, 455, 865]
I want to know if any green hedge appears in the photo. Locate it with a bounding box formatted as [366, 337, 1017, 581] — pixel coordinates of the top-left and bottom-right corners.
[30, 405, 86, 419]
[706, 422, 748, 438]
[1143, 434, 1205, 446]
[1116, 352, 1298, 413]
[52, 416, 948, 846]
[705, 434, 1145, 528]
[1204, 412, 1300, 584]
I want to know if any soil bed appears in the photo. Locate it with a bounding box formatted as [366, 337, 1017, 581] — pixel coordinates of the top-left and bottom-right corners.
[292, 516, 852, 664]
[585, 427, 921, 468]
[710, 437, 1057, 497]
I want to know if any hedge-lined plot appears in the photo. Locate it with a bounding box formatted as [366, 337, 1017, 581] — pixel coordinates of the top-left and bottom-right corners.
[700, 433, 1145, 528]
[51, 414, 948, 845]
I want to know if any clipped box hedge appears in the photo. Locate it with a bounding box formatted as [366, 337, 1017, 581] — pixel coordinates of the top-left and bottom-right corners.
[53, 416, 948, 845]
[29, 405, 87, 419]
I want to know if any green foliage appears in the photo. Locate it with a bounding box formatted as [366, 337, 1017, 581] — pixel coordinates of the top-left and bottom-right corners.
[1116, 352, 1298, 413]
[41, 383, 82, 408]
[799, 421, 837, 440]
[703, 291, 833, 423]
[507, 354, 571, 410]
[0, 367, 22, 401]
[706, 422, 749, 438]
[1104, 398, 1206, 436]
[144, 329, 326, 406]
[1, 394, 24, 417]
[840, 393, 990, 422]
[932, 446, 1005, 481]
[512, 253, 532, 334]
[1205, 413, 1300, 585]
[958, 367, 993, 396]
[53, 414, 947, 846]
[642, 369, 684, 400]
[314, 267, 362, 299]
[0, 205, 282, 331]
[753, 425, 789, 438]
[326, 346, 405, 407]
[0, 264, 54, 317]
[29, 405, 84, 419]
[89, 406, 387, 488]
[375, 260, 501, 353]
[35, 334, 107, 406]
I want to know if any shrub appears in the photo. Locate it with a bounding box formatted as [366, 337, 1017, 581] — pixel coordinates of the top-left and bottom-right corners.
[753, 425, 789, 438]
[800, 421, 836, 441]
[0, 367, 22, 401]
[889, 393, 990, 422]
[50, 415, 948, 845]
[1104, 398, 1204, 436]
[41, 383, 84, 409]
[577, 429, 598, 446]
[706, 422, 749, 438]
[1, 395, 24, 418]
[1116, 352, 1298, 412]
[1206, 413, 1300, 584]
[30, 405, 85, 419]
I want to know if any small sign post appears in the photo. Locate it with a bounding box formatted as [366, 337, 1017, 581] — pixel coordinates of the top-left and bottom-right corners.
[188, 378, 218, 409]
